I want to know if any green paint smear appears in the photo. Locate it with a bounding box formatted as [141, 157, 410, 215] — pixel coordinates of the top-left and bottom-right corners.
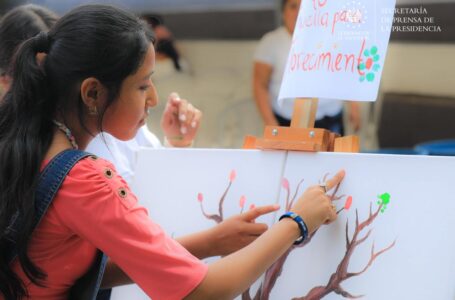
[364, 49, 370, 57]
[378, 193, 391, 213]
[366, 73, 375, 82]
[373, 54, 380, 62]
[371, 46, 378, 55]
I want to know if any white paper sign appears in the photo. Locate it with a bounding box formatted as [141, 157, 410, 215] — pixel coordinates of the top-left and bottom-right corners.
[279, 0, 396, 102]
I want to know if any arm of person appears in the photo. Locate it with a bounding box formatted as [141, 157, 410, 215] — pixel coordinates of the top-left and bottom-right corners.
[102, 220, 301, 292]
[253, 62, 279, 126]
[101, 205, 279, 288]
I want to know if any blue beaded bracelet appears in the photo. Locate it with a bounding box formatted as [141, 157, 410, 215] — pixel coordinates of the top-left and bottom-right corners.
[279, 212, 309, 245]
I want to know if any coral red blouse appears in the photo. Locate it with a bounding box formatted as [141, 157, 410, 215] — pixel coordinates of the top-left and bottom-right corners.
[7, 156, 207, 300]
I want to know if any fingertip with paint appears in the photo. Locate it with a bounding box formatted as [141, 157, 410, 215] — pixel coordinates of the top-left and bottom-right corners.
[170, 92, 181, 102]
[180, 114, 187, 122]
[181, 126, 187, 135]
[191, 121, 197, 128]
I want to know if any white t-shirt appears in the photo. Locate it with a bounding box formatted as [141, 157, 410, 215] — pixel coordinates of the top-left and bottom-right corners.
[86, 125, 161, 185]
[254, 26, 343, 120]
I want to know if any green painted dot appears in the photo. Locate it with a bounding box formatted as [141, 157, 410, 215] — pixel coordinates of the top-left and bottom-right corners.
[370, 46, 378, 55]
[373, 54, 380, 62]
[364, 49, 370, 57]
[360, 76, 366, 82]
[379, 193, 391, 205]
[373, 64, 381, 72]
[366, 73, 375, 82]
[358, 63, 366, 70]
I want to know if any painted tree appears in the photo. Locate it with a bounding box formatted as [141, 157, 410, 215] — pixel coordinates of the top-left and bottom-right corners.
[197, 171, 394, 299]
[242, 174, 346, 300]
[294, 200, 396, 300]
[197, 170, 252, 225]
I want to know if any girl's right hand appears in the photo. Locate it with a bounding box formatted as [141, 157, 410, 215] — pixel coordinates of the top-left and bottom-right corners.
[291, 170, 345, 234]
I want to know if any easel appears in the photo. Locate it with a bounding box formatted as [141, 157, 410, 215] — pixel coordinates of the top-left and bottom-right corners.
[243, 98, 359, 153]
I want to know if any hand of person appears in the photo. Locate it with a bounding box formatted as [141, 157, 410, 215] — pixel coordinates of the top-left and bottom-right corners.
[208, 204, 280, 257]
[291, 170, 345, 234]
[161, 92, 202, 147]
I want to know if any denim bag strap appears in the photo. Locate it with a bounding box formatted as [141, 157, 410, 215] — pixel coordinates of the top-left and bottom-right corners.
[7, 149, 108, 300]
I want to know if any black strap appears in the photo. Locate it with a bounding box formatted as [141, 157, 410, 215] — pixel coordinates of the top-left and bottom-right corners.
[7, 149, 108, 300]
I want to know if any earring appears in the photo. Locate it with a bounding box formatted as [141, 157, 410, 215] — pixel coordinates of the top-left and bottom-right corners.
[88, 106, 98, 116]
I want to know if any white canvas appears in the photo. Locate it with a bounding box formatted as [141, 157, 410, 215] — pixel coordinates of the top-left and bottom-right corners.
[268, 152, 455, 299]
[279, 0, 396, 102]
[112, 149, 455, 299]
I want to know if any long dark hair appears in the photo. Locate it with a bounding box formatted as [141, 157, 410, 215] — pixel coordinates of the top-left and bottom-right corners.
[0, 4, 58, 76]
[0, 5, 154, 299]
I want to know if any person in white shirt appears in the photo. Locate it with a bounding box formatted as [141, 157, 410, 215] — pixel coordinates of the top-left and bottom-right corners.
[253, 0, 360, 134]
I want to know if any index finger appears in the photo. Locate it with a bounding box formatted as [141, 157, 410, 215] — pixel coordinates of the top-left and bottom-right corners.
[325, 170, 346, 191]
[241, 204, 280, 221]
[177, 99, 189, 122]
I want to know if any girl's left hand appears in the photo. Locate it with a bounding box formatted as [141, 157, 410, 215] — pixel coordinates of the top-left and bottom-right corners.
[208, 204, 280, 257]
[161, 92, 202, 147]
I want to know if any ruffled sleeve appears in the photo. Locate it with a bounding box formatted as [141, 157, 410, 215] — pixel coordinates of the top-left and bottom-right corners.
[52, 156, 207, 300]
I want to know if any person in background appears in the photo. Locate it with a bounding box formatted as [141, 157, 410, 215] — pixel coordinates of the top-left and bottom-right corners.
[142, 15, 185, 73]
[0, 5, 343, 299]
[0, 4, 58, 94]
[253, 0, 361, 134]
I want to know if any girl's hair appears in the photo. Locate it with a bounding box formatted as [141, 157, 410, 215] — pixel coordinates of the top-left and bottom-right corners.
[0, 4, 58, 76]
[0, 5, 154, 299]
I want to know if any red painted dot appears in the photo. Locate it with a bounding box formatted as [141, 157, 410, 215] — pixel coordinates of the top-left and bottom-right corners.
[345, 196, 353, 210]
[366, 58, 373, 70]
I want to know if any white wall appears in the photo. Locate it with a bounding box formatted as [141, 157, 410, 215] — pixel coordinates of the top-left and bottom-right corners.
[381, 43, 455, 97]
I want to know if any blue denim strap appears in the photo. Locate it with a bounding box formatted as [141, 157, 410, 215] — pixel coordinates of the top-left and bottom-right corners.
[7, 149, 108, 300]
[34, 149, 92, 227]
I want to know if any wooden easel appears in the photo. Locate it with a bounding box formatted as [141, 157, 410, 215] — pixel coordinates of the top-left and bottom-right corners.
[243, 98, 359, 153]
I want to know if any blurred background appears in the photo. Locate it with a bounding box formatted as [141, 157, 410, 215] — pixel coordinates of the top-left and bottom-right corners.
[1, 0, 454, 153]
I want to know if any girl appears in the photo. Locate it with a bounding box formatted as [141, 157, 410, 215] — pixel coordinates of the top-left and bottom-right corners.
[0, 5, 342, 299]
[0, 3, 277, 268]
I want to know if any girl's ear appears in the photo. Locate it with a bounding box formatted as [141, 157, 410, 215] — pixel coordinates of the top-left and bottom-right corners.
[0, 74, 11, 93]
[80, 77, 107, 114]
